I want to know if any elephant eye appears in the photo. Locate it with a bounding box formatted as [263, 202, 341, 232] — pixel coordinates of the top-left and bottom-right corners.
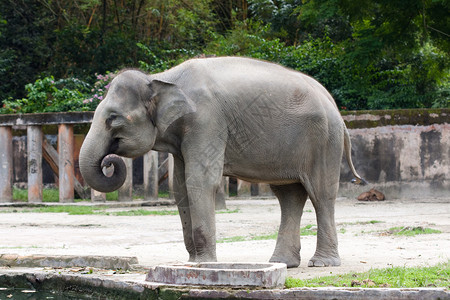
[106, 114, 122, 129]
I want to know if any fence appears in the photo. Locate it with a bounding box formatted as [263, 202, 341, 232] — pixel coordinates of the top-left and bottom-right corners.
[0, 112, 270, 203]
[1, 109, 449, 203]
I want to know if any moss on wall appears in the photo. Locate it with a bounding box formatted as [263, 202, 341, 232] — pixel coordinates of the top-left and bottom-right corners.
[341, 108, 450, 129]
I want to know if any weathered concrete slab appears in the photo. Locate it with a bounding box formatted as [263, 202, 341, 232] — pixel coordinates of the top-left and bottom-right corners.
[146, 262, 287, 288]
[0, 254, 138, 270]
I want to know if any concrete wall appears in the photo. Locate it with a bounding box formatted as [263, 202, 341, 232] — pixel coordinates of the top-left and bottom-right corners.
[339, 110, 449, 199]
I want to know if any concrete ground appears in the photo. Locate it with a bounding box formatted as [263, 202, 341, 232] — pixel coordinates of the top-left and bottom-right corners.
[0, 196, 449, 280]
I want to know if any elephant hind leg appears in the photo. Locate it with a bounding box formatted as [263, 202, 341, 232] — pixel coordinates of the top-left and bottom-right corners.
[269, 183, 308, 268]
[302, 166, 341, 267]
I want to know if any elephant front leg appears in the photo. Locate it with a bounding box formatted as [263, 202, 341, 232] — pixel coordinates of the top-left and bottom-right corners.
[185, 177, 218, 262]
[183, 152, 224, 262]
[172, 156, 196, 261]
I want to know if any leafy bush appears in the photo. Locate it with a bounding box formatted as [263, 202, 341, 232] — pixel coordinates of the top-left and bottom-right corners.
[82, 73, 116, 110]
[0, 73, 114, 114]
[137, 42, 197, 74]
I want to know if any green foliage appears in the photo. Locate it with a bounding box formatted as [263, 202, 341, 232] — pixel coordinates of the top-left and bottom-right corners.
[0, 72, 115, 114]
[1, 0, 448, 111]
[137, 43, 197, 74]
[285, 261, 450, 288]
[1, 76, 90, 113]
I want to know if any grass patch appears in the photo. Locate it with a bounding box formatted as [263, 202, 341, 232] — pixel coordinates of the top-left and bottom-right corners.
[216, 208, 240, 214]
[217, 236, 248, 243]
[158, 191, 170, 198]
[285, 261, 450, 288]
[217, 225, 316, 243]
[22, 206, 107, 215]
[385, 226, 442, 236]
[105, 191, 118, 201]
[13, 188, 60, 202]
[252, 232, 278, 241]
[341, 220, 384, 226]
[11, 188, 171, 202]
[217, 233, 277, 243]
[2, 207, 238, 216]
[104, 209, 179, 216]
[300, 224, 317, 236]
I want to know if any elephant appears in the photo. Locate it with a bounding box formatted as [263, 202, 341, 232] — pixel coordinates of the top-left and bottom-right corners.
[79, 56, 366, 268]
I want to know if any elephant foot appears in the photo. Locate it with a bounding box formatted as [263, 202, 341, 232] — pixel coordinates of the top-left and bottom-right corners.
[269, 253, 300, 268]
[189, 252, 217, 263]
[307, 255, 341, 267]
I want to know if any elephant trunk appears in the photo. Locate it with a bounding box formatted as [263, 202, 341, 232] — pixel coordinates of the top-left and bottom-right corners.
[79, 133, 127, 193]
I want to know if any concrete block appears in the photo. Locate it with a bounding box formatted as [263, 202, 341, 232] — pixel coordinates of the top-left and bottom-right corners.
[146, 262, 287, 288]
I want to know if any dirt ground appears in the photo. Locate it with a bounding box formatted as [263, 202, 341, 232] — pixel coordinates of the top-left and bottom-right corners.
[0, 196, 449, 279]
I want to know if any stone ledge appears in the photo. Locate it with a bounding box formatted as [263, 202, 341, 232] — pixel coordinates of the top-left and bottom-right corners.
[0, 112, 94, 126]
[0, 254, 138, 271]
[0, 268, 448, 299]
[341, 108, 449, 129]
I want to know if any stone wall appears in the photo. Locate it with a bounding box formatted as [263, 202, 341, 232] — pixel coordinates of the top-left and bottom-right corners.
[340, 109, 449, 199]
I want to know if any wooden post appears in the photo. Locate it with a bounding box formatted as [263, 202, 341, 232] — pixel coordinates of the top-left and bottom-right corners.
[215, 177, 227, 210]
[27, 126, 43, 202]
[168, 154, 174, 199]
[58, 124, 74, 202]
[0, 126, 13, 202]
[91, 189, 106, 202]
[237, 179, 251, 197]
[144, 151, 158, 200]
[43, 137, 88, 199]
[118, 157, 133, 202]
[223, 177, 229, 198]
[258, 183, 273, 196]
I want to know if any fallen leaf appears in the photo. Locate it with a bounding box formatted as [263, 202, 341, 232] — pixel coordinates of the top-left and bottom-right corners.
[351, 280, 361, 287]
[363, 279, 376, 287]
[69, 267, 85, 272]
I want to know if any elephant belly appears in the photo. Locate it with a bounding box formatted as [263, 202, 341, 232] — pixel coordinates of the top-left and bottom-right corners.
[222, 146, 306, 185]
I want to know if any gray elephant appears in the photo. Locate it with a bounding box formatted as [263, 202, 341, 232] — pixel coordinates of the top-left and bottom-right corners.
[79, 57, 366, 268]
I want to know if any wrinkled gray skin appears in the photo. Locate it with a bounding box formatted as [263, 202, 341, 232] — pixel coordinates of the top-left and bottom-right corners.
[79, 57, 366, 268]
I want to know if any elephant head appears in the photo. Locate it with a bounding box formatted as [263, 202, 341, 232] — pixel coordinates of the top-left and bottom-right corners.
[79, 70, 196, 193]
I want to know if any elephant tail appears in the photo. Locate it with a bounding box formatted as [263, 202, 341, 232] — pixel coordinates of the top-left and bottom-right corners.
[343, 124, 368, 186]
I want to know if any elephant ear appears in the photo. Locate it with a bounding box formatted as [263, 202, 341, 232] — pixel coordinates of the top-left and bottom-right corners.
[149, 79, 197, 133]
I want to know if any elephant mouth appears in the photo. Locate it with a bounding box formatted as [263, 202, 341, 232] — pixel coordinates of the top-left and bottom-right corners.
[109, 138, 120, 154]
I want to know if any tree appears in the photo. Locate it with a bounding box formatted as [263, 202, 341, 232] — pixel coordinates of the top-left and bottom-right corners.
[0, 0, 55, 101]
